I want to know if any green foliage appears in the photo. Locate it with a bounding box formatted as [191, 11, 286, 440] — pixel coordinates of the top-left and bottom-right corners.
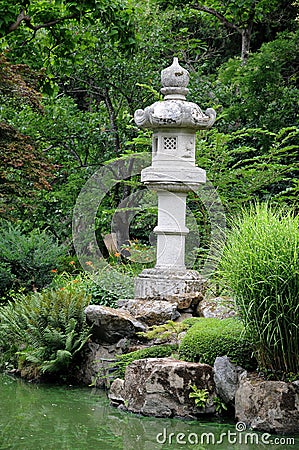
[189, 385, 209, 409]
[0, 262, 16, 296]
[196, 126, 299, 212]
[0, 0, 137, 54]
[0, 221, 66, 298]
[1, 95, 113, 239]
[213, 396, 228, 414]
[219, 203, 299, 376]
[0, 287, 91, 379]
[85, 269, 134, 307]
[113, 344, 176, 379]
[51, 268, 134, 308]
[217, 30, 299, 131]
[179, 318, 255, 369]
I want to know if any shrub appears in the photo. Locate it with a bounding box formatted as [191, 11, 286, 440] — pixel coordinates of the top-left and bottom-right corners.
[179, 318, 255, 369]
[219, 203, 299, 376]
[87, 268, 134, 306]
[0, 262, 16, 297]
[0, 287, 91, 380]
[0, 221, 66, 298]
[52, 267, 134, 308]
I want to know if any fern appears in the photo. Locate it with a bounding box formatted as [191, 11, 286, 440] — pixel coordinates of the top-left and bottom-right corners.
[41, 350, 73, 374]
[0, 288, 91, 380]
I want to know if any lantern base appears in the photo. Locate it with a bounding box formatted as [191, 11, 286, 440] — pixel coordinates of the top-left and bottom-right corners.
[134, 268, 206, 303]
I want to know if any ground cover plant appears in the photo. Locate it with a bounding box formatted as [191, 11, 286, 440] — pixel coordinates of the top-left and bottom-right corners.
[113, 344, 176, 379]
[220, 203, 299, 378]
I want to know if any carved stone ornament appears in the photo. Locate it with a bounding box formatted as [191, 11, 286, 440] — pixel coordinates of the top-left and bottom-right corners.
[134, 58, 216, 130]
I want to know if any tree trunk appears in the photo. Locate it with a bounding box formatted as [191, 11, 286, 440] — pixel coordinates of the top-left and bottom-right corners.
[241, 23, 253, 65]
[103, 86, 121, 155]
[112, 210, 131, 253]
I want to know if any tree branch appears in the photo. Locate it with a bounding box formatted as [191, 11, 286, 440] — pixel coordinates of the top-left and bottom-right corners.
[8, 9, 30, 32]
[8, 10, 78, 34]
[192, 3, 242, 34]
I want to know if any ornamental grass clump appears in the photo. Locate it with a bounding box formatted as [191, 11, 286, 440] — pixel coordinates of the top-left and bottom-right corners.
[220, 203, 299, 377]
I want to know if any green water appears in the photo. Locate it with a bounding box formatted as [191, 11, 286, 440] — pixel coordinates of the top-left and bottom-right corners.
[0, 374, 298, 450]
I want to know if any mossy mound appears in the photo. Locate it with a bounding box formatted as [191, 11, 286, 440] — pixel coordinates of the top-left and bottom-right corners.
[179, 318, 256, 370]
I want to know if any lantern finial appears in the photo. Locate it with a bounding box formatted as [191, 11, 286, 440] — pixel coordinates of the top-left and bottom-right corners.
[161, 57, 190, 100]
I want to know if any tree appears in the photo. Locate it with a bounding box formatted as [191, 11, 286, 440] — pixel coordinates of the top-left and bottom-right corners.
[158, 0, 298, 64]
[216, 30, 299, 131]
[1, 0, 133, 37]
[0, 122, 55, 218]
[192, 29, 299, 213]
[0, 53, 55, 218]
[192, 0, 280, 63]
[0, 0, 136, 60]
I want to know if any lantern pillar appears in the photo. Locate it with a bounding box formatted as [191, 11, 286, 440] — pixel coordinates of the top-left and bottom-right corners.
[134, 58, 216, 301]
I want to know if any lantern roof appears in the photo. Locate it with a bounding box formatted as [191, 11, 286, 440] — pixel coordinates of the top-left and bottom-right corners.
[134, 58, 216, 130]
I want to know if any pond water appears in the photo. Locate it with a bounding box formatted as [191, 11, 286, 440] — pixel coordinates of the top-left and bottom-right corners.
[0, 374, 297, 450]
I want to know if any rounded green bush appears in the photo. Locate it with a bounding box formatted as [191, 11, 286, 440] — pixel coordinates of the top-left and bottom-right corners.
[0, 262, 16, 298]
[179, 317, 255, 369]
[0, 221, 66, 297]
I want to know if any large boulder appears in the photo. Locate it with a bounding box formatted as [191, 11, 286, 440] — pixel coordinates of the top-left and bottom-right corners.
[117, 298, 180, 326]
[213, 356, 246, 406]
[109, 357, 216, 418]
[85, 305, 146, 343]
[235, 374, 299, 433]
[76, 339, 130, 388]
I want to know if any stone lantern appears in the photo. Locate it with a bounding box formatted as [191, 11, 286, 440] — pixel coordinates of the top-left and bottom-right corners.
[134, 58, 216, 302]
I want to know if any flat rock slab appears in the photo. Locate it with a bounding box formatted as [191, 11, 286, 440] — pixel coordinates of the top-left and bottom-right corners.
[110, 357, 216, 418]
[197, 297, 236, 319]
[117, 298, 180, 326]
[85, 305, 146, 343]
[235, 374, 299, 433]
